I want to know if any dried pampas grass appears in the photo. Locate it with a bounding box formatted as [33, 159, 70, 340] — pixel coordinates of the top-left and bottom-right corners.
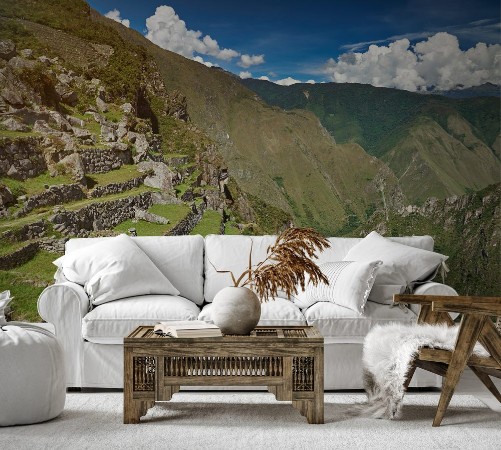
[214, 228, 330, 302]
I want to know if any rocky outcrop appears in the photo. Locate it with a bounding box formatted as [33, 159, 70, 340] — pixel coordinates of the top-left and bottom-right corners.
[90, 176, 145, 198]
[134, 207, 169, 224]
[0, 40, 16, 61]
[1, 117, 30, 131]
[15, 184, 86, 217]
[78, 148, 132, 174]
[0, 184, 15, 209]
[2, 220, 47, 242]
[167, 204, 205, 235]
[0, 243, 39, 270]
[38, 237, 66, 254]
[138, 161, 179, 191]
[49, 192, 153, 236]
[0, 136, 46, 180]
[57, 152, 86, 185]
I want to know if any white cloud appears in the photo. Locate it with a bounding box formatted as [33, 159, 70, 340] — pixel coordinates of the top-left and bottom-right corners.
[275, 77, 301, 86]
[323, 32, 501, 91]
[258, 76, 270, 81]
[193, 56, 218, 68]
[104, 9, 130, 28]
[239, 71, 252, 79]
[238, 54, 265, 68]
[145, 5, 239, 61]
[306, 79, 316, 84]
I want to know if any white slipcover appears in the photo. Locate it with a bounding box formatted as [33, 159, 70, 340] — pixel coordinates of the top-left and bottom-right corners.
[304, 302, 417, 342]
[38, 234, 455, 389]
[82, 295, 201, 344]
[0, 324, 65, 426]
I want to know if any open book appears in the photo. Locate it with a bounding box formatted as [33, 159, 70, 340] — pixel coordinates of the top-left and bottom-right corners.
[153, 320, 222, 338]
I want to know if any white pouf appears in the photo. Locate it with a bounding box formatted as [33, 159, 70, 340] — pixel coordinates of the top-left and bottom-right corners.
[0, 323, 66, 426]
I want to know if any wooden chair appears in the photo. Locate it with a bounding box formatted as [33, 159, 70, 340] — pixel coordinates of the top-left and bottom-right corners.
[393, 294, 501, 426]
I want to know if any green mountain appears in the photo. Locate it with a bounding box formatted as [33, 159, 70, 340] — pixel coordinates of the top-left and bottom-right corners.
[242, 79, 501, 204]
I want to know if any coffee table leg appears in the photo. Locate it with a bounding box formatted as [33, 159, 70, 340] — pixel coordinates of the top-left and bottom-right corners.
[124, 349, 155, 423]
[124, 347, 138, 423]
[308, 347, 324, 424]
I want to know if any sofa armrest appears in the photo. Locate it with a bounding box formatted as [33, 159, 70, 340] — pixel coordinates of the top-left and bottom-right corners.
[38, 282, 90, 387]
[403, 282, 458, 317]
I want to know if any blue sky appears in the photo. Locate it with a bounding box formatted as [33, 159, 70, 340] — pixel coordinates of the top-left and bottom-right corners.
[87, 0, 500, 91]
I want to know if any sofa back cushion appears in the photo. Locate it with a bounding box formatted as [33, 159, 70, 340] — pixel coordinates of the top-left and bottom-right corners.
[204, 234, 434, 302]
[65, 235, 205, 305]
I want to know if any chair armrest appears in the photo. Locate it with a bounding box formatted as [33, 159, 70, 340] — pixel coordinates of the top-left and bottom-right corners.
[37, 282, 90, 387]
[395, 282, 458, 317]
[432, 296, 501, 316]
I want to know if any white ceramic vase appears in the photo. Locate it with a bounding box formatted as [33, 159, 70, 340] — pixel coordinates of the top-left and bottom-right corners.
[211, 286, 261, 335]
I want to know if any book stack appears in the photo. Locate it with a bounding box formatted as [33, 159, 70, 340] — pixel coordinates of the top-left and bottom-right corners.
[154, 320, 222, 338]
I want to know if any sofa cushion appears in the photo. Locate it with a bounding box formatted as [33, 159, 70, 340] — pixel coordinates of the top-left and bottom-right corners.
[204, 234, 434, 303]
[343, 231, 447, 304]
[303, 301, 416, 343]
[65, 235, 205, 305]
[204, 235, 279, 302]
[199, 298, 306, 326]
[55, 234, 180, 305]
[82, 295, 200, 344]
[321, 235, 434, 263]
[294, 260, 381, 314]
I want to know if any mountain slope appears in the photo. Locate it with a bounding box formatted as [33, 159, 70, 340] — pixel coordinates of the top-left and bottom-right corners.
[384, 116, 501, 203]
[89, 7, 400, 233]
[358, 183, 501, 297]
[242, 79, 501, 203]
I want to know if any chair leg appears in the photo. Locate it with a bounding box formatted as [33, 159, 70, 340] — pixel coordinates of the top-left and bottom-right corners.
[403, 364, 417, 391]
[433, 314, 485, 427]
[469, 366, 501, 403]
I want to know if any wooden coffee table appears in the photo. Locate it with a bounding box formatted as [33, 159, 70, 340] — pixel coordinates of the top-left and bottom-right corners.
[124, 325, 324, 424]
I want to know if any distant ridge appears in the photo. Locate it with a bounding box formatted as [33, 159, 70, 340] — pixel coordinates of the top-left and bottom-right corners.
[433, 83, 501, 99]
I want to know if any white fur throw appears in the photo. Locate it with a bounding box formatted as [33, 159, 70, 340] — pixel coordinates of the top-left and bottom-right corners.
[361, 322, 488, 419]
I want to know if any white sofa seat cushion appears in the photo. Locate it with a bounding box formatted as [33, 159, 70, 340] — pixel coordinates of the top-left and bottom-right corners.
[82, 295, 200, 344]
[304, 301, 416, 343]
[199, 298, 306, 326]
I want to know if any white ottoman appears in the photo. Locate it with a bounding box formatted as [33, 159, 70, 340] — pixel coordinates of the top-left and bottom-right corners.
[0, 323, 66, 426]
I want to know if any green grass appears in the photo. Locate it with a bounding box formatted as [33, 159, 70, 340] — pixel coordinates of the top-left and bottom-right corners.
[164, 153, 189, 158]
[1, 172, 73, 197]
[223, 221, 241, 235]
[190, 210, 222, 236]
[103, 106, 123, 123]
[0, 250, 58, 322]
[0, 130, 39, 138]
[0, 240, 26, 256]
[86, 165, 142, 187]
[114, 203, 190, 236]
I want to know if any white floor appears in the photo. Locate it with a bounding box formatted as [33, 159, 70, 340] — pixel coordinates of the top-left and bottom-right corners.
[2, 391, 500, 450]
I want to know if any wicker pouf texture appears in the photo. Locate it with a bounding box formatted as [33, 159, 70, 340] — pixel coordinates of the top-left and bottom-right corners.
[0, 323, 66, 426]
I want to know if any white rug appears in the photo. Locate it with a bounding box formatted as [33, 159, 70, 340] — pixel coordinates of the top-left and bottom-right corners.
[2, 392, 500, 450]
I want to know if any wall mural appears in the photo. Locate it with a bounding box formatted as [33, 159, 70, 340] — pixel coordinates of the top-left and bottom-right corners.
[0, 1, 499, 321]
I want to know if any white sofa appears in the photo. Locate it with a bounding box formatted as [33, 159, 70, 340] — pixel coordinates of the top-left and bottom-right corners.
[38, 234, 457, 389]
